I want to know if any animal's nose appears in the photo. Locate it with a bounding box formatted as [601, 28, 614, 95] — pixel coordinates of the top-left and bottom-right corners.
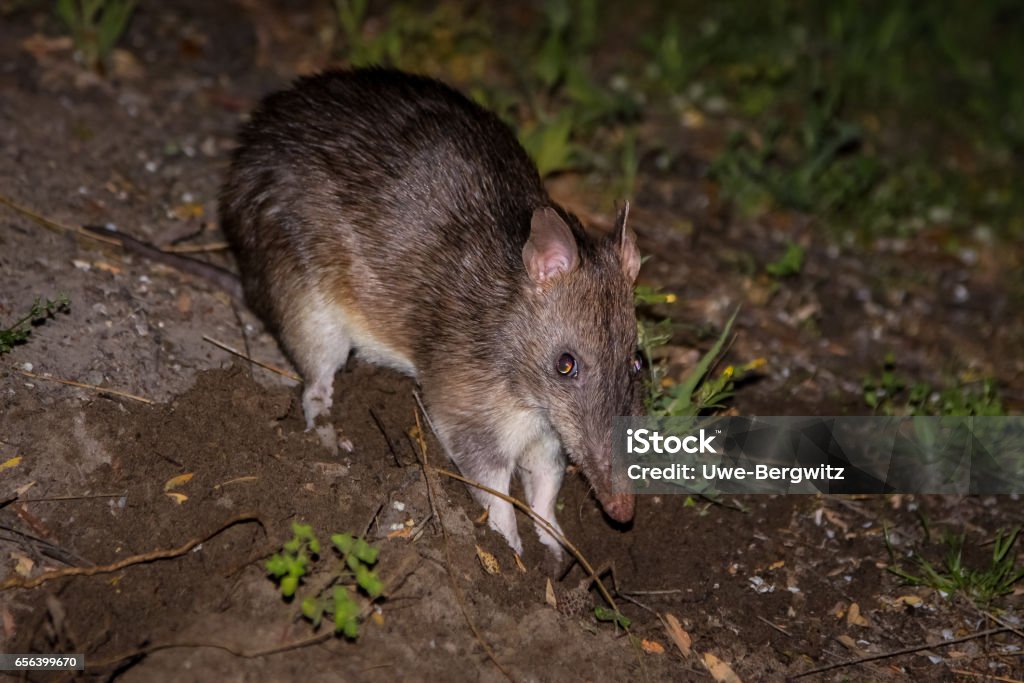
[600, 492, 635, 523]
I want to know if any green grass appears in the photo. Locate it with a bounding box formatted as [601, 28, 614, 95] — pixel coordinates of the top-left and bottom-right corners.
[887, 525, 1024, 607]
[0, 294, 70, 355]
[863, 354, 1004, 416]
[645, 1, 1024, 242]
[635, 291, 763, 417]
[329, 2, 1022, 246]
[764, 241, 805, 278]
[56, 0, 136, 74]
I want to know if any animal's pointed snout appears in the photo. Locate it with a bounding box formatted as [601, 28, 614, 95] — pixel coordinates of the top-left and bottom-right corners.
[599, 491, 635, 523]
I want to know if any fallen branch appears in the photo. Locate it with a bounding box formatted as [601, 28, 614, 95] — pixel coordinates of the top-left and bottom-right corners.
[1, 513, 263, 590]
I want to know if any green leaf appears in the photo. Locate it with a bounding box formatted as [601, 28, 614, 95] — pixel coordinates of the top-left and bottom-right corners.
[265, 553, 288, 577]
[301, 597, 323, 627]
[657, 307, 739, 417]
[332, 533, 355, 554]
[593, 606, 631, 629]
[355, 564, 384, 598]
[765, 241, 805, 277]
[280, 574, 299, 598]
[353, 538, 379, 564]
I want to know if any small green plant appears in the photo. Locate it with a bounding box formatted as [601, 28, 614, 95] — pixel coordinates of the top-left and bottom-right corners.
[0, 294, 70, 355]
[594, 605, 631, 629]
[56, 0, 137, 73]
[863, 355, 1004, 416]
[651, 308, 763, 417]
[634, 295, 764, 417]
[266, 522, 384, 639]
[886, 526, 1024, 607]
[765, 241, 805, 278]
[333, 0, 370, 61]
[332, 1, 490, 74]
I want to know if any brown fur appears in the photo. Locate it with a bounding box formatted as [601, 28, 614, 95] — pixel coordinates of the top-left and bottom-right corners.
[219, 68, 644, 558]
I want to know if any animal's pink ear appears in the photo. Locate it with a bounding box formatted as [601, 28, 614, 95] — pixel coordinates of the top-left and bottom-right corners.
[615, 201, 641, 282]
[523, 207, 579, 284]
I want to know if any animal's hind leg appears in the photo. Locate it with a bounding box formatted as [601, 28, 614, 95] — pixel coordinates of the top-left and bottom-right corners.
[277, 294, 353, 430]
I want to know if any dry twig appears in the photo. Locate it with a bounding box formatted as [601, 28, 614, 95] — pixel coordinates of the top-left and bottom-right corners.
[1, 513, 262, 590]
[409, 405, 516, 682]
[10, 366, 154, 405]
[790, 627, 1013, 679]
[202, 335, 299, 381]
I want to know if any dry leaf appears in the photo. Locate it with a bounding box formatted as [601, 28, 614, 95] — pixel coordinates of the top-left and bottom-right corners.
[15, 481, 36, 496]
[768, 560, 785, 570]
[641, 639, 665, 654]
[175, 291, 193, 315]
[836, 634, 859, 651]
[475, 545, 500, 575]
[171, 202, 205, 221]
[846, 602, 869, 627]
[0, 456, 23, 471]
[895, 594, 923, 607]
[20, 34, 73, 60]
[109, 49, 144, 80]
[163, 473, 194, 491]
[2, 606, 15, 639]
[663, 612, 692, 657]
[165, 492, 188, 504]
[822, 508, 849, 533]
[545, 578, 557, 608]
[702, 652, 742, 683]
[386, 528, 412, 539]
[12, 552, 34, 577]
[513, 553, 527, 573]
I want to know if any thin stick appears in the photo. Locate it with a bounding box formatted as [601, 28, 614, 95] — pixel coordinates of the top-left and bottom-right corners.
[756, 615, 791, 637]
[409, 393, 621, 615]
[162, 241, 229, 254]
[429, 464, 620, 614]
[0, 192, 225, 257]
[18, 493, 127, 503]
[1, 513, 262, 590]
[790, 627, 1012, 679]
[10, 367, 154, 405]
[369, 408, 404, 467]
[202, 335, 300, 381]
[87, 631, 332, 671]
[983, 609, 1024, 641]
[0, 192, 120, 245]
[88, 551, 420, 671]
[948, 669, 1023, 683]
[410, 407, 515, 683]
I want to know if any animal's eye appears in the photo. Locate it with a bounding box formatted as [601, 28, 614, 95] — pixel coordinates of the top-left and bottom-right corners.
[632, 350, 644, 374]
[556, 353, 578, 378]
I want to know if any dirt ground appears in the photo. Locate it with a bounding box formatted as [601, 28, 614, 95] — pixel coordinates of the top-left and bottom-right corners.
[2, 2, 1023, 682]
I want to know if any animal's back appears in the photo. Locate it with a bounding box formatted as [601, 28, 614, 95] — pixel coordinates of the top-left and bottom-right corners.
[220, 69, 549, 372]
